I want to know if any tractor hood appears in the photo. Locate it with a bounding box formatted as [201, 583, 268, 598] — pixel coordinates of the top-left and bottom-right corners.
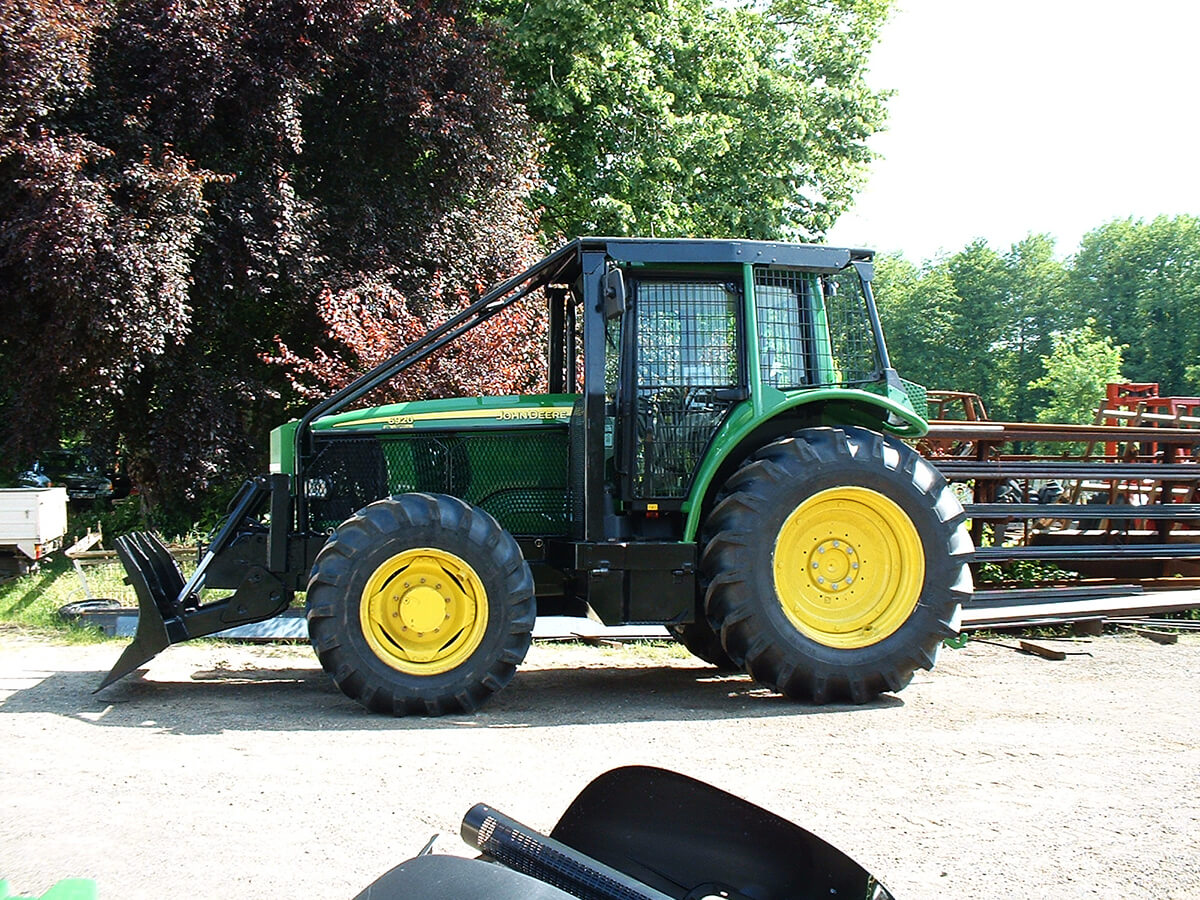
[270, 394, 577, 474]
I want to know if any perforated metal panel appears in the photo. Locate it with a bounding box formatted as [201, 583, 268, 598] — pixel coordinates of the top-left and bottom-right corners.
[306, 429, 570, 536]
[902, 378, 928, 418]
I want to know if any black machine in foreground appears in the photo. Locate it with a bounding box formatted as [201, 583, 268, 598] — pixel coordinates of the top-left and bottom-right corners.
[353, 766, 894, 900]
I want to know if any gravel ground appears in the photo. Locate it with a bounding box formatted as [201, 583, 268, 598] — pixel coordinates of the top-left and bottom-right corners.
[1, 629, 1199, 899]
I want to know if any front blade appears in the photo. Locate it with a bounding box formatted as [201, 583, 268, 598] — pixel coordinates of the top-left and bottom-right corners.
[95, 534, 183, 691]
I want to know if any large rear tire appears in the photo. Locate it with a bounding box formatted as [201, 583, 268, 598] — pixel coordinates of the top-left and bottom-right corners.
[667, 620, 738, 671]
[307, 493, 535, 715]
[701, 426, 972, 703]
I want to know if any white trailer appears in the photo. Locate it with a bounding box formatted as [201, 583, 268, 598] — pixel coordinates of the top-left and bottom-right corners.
[0, 487, 69, 576]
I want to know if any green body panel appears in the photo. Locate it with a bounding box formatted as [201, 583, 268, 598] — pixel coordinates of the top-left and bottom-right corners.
[680, 386, 928, 541]
[312, 393, 577, 434]
[271, 395, 577, 475]
[294, 395, 577, 536]
[270, 420, 298, 474]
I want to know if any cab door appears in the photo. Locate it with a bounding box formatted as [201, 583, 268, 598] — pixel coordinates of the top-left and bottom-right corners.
[619, 278, 744, 506]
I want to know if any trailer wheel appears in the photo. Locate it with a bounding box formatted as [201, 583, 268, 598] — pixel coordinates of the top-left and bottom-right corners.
[701, 427, 972, 703]
[307, 493, 535, 715]
[667, 620, 738, 671]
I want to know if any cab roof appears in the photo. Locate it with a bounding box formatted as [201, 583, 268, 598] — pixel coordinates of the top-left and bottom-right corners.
[576, 236, 872, 273]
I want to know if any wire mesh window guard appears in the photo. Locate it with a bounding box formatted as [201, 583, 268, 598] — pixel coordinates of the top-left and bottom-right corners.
[753, 267, 882, 389]
[633, 281, 740, 498]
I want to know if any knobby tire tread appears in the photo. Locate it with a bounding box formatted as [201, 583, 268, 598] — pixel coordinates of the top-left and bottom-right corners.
[306, 493, 535, 716]
[702, 427, 973, 704]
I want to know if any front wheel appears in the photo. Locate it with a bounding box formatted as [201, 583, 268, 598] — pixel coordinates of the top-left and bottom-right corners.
[701, 427, 972, 703]
[306, 493, 535, 715]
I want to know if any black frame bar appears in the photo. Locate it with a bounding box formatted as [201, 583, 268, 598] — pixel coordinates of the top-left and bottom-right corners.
[294, 240, 582, 531]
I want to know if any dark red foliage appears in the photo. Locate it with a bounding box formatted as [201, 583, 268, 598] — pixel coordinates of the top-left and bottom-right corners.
[270, 237, 548, 405]
[0, 0, 540, 521]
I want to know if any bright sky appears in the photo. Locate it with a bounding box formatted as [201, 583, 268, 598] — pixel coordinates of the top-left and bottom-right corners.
[824, 0, 1200, 263]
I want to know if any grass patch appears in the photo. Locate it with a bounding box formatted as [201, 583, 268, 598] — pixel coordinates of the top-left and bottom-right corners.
[0, 557, 115, 641]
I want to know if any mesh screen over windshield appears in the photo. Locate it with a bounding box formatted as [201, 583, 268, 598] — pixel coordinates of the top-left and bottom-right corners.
[753, 267, 881, 388]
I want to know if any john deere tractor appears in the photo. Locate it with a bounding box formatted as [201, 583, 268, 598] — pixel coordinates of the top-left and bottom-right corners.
[104, 238, 973, 715]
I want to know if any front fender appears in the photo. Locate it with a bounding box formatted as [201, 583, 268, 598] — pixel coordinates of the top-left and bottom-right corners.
[683, 388, 928, 540]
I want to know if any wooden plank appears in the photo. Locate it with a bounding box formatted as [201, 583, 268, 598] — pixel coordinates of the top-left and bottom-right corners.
[1019, 640, 1067, 660]
[64, 531, 103, 558]
[960, 589, 1200, 628]
[1128, 628, 1179, 645]
[571, 634, 624, 648]
[1072, 618, 1105, 636]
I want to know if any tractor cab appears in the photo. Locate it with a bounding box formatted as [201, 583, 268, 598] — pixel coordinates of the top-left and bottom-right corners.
[282, 239, 922, 537]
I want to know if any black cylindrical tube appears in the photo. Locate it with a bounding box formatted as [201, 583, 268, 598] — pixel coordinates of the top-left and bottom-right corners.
[461, 804, 674, 900]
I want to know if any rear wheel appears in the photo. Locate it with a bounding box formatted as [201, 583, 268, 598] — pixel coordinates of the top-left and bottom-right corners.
[701, 427, 972, 703]
[307, 493, 535, 715]
[668, 619, 738, 671]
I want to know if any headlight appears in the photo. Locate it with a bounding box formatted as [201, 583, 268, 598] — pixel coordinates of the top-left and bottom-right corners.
[305, 477, 331, 499]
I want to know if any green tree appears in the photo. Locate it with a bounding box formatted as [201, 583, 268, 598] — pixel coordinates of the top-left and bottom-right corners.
[940, 240, 1009, 408]
[873, 253, 958, 390]
[874, 235, 1071, 422]
[1028, 321, 1125, 424]
[991, 234, 1070, 422]
[488, 0, 891, 240]
[1071, 215, 1200, 395]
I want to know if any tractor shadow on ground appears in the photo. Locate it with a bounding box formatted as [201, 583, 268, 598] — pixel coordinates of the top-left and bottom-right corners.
[0, 664, 348, 734]
[0, 658, 903, 735]
[489, 662, 904, 725]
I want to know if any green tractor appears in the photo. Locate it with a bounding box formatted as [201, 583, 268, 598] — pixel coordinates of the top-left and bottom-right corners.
[104, 238, 973, 714]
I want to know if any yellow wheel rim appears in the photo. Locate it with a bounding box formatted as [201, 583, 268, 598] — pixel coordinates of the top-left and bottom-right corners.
[359, 548, 488, 675]
[773, 486, 924, 649]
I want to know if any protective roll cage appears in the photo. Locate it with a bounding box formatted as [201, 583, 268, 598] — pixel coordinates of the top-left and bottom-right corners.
[292, 237, 886, 539]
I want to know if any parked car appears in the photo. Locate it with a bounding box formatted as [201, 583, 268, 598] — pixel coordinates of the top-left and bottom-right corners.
[19, 450, 114, 503]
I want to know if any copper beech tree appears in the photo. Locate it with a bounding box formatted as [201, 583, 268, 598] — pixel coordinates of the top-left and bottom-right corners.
[0, 0, 540, 526]
[269, 256, 549, 406]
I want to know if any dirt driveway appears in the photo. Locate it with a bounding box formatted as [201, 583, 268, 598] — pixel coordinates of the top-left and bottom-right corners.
[1, 630, 1198, 900]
